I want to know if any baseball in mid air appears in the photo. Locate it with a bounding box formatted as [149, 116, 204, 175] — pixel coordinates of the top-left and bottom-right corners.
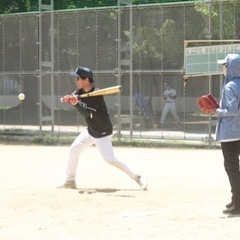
[18, 93, 25, 101]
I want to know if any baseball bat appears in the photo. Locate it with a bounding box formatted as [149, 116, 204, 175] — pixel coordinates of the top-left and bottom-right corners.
[60, 85, 122, 102]
[77, 85, 122, 99]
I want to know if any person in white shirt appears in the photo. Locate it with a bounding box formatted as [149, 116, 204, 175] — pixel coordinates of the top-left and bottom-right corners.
[160, 82, 180, 126]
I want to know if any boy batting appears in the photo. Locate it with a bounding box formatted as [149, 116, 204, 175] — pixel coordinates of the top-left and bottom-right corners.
[60, 66, 148, 190]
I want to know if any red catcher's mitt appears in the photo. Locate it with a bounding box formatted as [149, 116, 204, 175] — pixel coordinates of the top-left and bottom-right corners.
[196, 94, 219, 114]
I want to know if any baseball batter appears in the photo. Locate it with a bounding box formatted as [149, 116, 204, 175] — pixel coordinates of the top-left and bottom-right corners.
[160, 82, 180, 125]
[60, 66, 148, 190]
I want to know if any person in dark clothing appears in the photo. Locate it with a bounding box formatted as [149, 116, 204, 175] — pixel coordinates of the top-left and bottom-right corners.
[60, 66, 148, 190]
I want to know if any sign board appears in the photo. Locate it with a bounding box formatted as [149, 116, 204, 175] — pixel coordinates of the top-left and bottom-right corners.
[184, 44, 240, 75]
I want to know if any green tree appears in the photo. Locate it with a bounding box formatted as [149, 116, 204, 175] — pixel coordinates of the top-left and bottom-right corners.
[0, 0, 199, 14]
[195, 0, 240, 39]
[0, 0, 38, 14]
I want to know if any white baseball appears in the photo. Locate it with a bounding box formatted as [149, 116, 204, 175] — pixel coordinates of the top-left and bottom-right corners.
[18, 93, 25, 101]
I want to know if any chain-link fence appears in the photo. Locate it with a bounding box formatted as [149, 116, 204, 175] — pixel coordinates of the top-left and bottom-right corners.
[0, 1, 240, 143]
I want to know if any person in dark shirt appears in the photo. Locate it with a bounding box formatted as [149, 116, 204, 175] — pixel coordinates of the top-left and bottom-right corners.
[60, 66, 148, 190]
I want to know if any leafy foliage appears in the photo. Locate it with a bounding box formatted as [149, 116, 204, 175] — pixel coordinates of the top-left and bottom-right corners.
[0, 0, 197, 14]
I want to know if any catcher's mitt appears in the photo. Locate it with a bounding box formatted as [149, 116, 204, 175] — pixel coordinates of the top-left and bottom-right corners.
[196, 94, 219, 114]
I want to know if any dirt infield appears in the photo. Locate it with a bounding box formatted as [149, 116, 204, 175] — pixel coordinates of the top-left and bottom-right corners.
[1, 144, 240, 240]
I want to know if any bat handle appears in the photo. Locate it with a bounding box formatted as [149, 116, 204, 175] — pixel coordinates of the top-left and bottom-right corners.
[60, 97, 64, 102]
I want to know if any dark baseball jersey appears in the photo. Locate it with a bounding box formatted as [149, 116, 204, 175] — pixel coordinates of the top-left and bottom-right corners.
[74, 87, 113, 138]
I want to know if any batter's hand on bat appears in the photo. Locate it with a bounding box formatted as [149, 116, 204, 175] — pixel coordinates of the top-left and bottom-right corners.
[69, 95, 78, 105]
[61, 95, 78, 105]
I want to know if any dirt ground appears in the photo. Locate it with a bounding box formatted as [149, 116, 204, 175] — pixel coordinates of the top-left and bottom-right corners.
[1, 143, 240, 240]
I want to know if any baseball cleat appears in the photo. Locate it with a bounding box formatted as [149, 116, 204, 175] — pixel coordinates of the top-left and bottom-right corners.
[59, 180, 76, 189]
[223, 205, 240, 215]
[135, 175, 148, 190]
[226, 201, 234, 209]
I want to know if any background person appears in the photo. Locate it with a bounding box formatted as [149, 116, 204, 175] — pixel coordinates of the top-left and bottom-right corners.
[160, 82, 180, 126]
[134, 91, 148, 117]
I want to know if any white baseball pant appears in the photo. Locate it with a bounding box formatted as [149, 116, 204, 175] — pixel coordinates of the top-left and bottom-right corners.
[66, 128, 139, 181]
[160, 102, 180, 124]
